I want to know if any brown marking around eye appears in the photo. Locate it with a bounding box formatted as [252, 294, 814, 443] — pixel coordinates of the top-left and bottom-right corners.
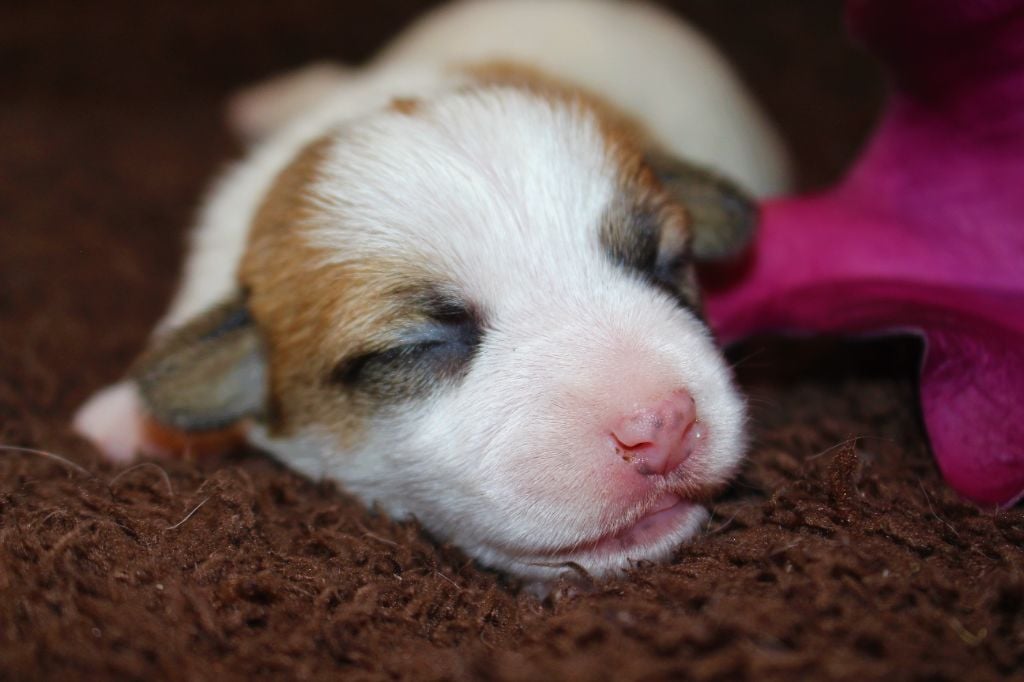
[459, 60, 658, 160]
[239, 135, 453, 446]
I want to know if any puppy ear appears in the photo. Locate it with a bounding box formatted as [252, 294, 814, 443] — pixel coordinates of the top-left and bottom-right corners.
[648, 152, 758, 261]
[130, 293, 267, 431]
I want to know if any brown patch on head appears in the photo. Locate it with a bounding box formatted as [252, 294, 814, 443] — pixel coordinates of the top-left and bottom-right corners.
[239, 136, 413, 443]
[459, 60, 656, 154]
[239, 134, 482, 446]
[389, 97, 421, 116]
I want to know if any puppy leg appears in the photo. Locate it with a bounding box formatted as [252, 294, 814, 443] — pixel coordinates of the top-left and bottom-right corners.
[73, 381, 162, 462]
[74, 381, 245, 462]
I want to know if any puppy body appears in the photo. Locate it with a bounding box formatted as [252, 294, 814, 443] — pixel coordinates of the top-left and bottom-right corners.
[76, 0, 791, 582]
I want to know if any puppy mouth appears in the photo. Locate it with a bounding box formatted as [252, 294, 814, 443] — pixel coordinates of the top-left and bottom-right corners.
[561, 493, 692, 555]
[507, 492, 703, 573]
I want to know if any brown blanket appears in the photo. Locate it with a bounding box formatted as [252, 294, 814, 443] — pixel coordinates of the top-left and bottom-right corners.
[2, 1, 1021, 679]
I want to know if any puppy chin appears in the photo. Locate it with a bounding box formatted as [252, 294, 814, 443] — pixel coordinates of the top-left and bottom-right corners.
[471, 502, 711, 588]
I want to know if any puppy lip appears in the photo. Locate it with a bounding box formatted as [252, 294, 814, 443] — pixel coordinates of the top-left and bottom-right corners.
[499, 492, 697, 567]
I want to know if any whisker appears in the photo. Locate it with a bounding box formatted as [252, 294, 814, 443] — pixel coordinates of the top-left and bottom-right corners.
[728, 346, 767, 370]
[918, 479, 959, 537]
[108, 462, 175, 497]
[0, 445, 91, 477]
[806, 437, 860, 461]
[355, 522, 399, 547]
[165, 497, 209, 530]
[435, 570, 461, 590]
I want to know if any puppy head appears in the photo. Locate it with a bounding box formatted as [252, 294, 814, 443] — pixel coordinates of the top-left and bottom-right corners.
[134, 84, 754, 581]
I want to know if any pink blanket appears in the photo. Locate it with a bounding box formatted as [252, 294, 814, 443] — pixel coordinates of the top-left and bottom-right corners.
[705, 0, 1024, 506]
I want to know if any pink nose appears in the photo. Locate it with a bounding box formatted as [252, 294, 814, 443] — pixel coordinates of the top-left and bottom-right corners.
[610, 389, 700, 476]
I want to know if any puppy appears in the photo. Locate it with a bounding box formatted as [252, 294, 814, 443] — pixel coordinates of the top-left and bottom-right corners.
[75, 0, 790, 583]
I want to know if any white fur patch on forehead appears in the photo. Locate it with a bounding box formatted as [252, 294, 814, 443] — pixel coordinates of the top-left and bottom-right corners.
[306, 87, 618, 299]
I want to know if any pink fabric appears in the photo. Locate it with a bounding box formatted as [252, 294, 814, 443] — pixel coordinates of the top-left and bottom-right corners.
[705, 0, 1024, 506]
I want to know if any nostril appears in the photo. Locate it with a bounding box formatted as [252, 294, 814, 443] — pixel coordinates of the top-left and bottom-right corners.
[608, 389, 700, 476]
[611, 433, 654, 462]
[612, 411, 665, 449]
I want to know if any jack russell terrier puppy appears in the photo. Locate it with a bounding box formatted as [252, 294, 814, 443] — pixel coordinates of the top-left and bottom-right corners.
[75, 0, 790, 583]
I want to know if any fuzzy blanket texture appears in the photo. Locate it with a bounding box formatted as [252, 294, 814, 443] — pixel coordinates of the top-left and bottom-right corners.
[2, 1, 1022, 680]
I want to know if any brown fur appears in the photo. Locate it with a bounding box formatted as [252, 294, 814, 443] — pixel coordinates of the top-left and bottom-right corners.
[389, 96, 421, 115]
[461, 61, 664, 181]
[240, 136, 435, 444]
[142, 417, 247, 457]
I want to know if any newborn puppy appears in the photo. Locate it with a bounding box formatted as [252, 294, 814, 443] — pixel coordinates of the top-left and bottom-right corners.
[75, 0, 790, 583]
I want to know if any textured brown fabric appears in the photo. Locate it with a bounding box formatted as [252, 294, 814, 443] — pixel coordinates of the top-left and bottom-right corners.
[2, 2, 1022, 680]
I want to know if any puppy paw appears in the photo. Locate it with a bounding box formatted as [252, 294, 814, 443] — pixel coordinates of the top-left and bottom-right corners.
[74, 380, 249, 462]
[73, 380, 163, 462]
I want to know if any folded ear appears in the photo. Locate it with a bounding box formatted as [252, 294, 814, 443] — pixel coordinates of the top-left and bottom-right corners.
[130, 293, 267, 432]
[647, 152, 759, 261]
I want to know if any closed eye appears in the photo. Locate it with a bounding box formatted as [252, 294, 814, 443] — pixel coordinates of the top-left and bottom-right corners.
[330, 339, 446, 386]
[327, 292, 484, 400]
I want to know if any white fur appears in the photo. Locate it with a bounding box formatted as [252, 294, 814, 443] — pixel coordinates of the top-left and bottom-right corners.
[253, 87, 748, 580]
[373, 0, 790, 194]
[73, 381, 152, 462]
[163, 0, 789, 330]
[77, 0, 789, 583]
